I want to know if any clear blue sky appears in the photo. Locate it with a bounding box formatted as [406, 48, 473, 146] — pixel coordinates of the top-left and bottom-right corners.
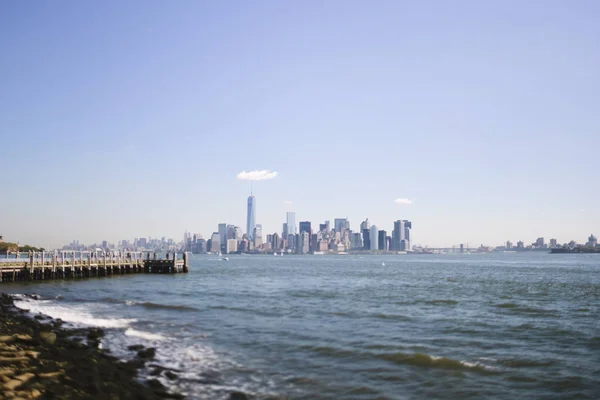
[1, 0, 598, 249]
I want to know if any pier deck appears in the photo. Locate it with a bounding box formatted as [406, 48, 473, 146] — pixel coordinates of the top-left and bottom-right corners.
[0, 251, 189, 283]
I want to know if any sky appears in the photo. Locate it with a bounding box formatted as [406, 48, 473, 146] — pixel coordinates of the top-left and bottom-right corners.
[1, 0, 599, 249]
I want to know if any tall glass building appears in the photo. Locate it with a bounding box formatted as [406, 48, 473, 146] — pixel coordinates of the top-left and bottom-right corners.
[246, 195, 256, 240]
[286, 212, 296, 236]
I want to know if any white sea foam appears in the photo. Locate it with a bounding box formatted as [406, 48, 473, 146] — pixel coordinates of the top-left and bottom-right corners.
[13, 297, 136, 329]
[125, 328, 166, 341]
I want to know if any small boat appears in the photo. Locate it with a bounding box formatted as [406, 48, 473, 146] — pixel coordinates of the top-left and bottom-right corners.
[222, 257, 229, 261]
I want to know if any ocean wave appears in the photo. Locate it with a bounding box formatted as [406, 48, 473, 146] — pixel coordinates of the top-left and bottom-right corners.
[423, 300, 459, 306]
[124, 328, 166, 341]
[498, 358, 557, 368]
[13, 297, 136, 329]
[301, 345, 358, 358]
[377, 352, 495, 374]
[496, 303, 557, 315]
[371, 313, 411, 321]
[126, 301, 199, 312]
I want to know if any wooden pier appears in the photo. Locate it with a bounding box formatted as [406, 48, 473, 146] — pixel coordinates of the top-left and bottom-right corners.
[0, 251, 189, 283]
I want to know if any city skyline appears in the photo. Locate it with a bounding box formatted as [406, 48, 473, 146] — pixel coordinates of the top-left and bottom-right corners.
[1, 2, 599, 248]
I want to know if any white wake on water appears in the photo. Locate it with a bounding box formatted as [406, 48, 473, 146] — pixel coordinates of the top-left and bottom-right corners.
[13, 296, 136, 329]
[125, 328, 166, 341]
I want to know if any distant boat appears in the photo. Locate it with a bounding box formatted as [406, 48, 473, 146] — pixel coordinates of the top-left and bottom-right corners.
[221, 257, 229, 261]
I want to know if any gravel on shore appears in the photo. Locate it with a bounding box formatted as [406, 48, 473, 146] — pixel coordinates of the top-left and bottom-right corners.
[0, 293, 184, 400]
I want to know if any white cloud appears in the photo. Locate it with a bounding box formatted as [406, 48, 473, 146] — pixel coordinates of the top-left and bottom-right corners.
[394, 198, 413, 205]
[284, 200, 293, 205]
[236, 170, 278, 181]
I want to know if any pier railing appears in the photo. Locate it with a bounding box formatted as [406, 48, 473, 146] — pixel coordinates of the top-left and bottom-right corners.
[0, 250, 189, 283]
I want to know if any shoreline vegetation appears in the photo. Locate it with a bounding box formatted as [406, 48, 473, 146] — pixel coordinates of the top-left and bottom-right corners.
[0, 293, 184, 400]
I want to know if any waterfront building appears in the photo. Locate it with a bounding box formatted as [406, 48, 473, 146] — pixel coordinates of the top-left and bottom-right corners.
[549, 238, 558, 248]
[253, 224, 263, 248]
[299, 221, 311, 234]
[282, 223, 288, 239]
[246, 195, 256, 240]
[517, 241, 525, 249]
[272, 233, 281, 250]
[362, 228, 370, 250]
[360, 218, 370, 232]
[218, 223, 227, 249]
[286, 212, 297, 236]
[370, 226, 378, 251]
[506, 241, 513, 249]
[298, 232, 310, 254]
[226, 239, 237, 254]
[351, 232, 363, 249]
[287, 234, 296, 250]
[378, 230, 387, 251]
[535, 237, 545, 248]
[587, 234, 597, 247]
[334, 219, 347, 233]
[210, 232, 220, 253]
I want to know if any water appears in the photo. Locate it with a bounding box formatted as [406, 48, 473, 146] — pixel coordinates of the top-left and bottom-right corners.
[3, 253, 600, 399]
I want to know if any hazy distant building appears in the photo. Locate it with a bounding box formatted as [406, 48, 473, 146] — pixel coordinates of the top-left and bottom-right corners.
[370, 226, 378, 251]
[282, 223, 288, 239]
[506, 241, 513, 249]
[587, 234, 597, 247]
[549, 238, 558, 248]
[378, 230, 387, 251]
[351, 232, 363, 249]
[362, 229, 370, 250]
[272, 233, 281, 250]
[253, 224, 263, 248]
[299, 221, 311, 234]
[210, 232, 220, 253]
[334, 219, 347, 233]
[246, 195, 256, 240]
[286, 212, 296, 236]
[298, 232, 310, 254]
[287, 234, 296, 250]
[360, 218, 370, 232]
[226, 239, 238, 254]
[535, 237, 545, 248]
[393, 220, 412, 251]
[218, 223, 227, 249]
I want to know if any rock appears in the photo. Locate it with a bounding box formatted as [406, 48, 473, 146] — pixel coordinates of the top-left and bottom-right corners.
[165, 371, 178, 380]
[86, 328, 104, 341]
[0, 336, 15, 344]
[0, 368, 15, 376]
[4, 378, 23, 390]
[30, 388, 42, 398]
[34, 315, 45, 320]
[127, 344, 144, 351]
[136, 347, 156, 360]
[0, 356, 29, 365]
[230, 391, 250, 400]
[13, 334, 33, 343]
[14, 372, 34, 384]
[39, 332, 57, 345]
[38, 370, 64, 379]
[146, 378, 165, 390]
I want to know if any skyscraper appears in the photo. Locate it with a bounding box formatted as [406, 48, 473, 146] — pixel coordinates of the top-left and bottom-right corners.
[299, 221, 311, 235]
[286, 212, 296, 236]
[370, 225, 378, 251]
[246, 195, 256, 240]
[334, 218, 347, 233]
[218, 223, 227, 251]
[360, 218, 370, 231]
[378, 230, 387, 251]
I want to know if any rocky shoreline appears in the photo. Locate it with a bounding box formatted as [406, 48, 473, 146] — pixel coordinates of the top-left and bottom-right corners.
[0, 293, 184, 400]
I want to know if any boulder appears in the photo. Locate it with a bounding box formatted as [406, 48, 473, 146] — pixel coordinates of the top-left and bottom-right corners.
[39, 332, 57, 345]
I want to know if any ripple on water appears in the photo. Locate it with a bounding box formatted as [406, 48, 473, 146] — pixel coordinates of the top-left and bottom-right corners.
[376, 352, 496, 375]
